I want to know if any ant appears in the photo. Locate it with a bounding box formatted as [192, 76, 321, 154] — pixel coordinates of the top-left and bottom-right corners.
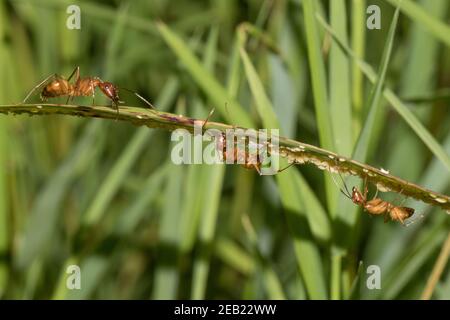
[202, 108, 293, 175]
[333, 171, 415, 225]
[22, 66, 154, 115]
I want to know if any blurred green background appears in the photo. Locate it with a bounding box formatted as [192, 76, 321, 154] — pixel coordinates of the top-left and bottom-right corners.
[0, 0, 449, 299]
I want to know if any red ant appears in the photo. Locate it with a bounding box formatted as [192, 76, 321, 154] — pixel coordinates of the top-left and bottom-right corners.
[202, 108, 293, 175]
[22, 66, 154, 115]
[333, 172, 415, 225]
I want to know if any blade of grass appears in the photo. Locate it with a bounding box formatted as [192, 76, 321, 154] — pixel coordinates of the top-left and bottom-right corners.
[329, 0, 352, 156]
[352, 4, 400, 163]
[239, 40, 280, 130]
[421, 232, 450, 300]
[302, 0, 337, 216]
[0, 3, 9, 295]
[83, 77, 178, 226]
[152, 161, 183, 299]
[16, 121, 102, 269]
[189, 27, 227, 300]
[238, 32, 331, 241]
[316, 13, 450, 173]
[276, 171, 328, 299]
[113, 164, 170, 235]
[351, 0, 366, 128]
[156, 22, 254, 128]
[301, 0, 334, 151]
[382, 224, 447, 299]
[214, 238, 255, 276]
[385, 0, 450, 48]
[241, 214, 286, 299]
[191, 165, 225, 299]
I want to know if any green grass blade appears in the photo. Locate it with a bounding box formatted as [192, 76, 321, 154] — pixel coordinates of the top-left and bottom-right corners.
[156, 22, 254, 128]
[16, 122, 102, 268]
[301, 0, 333, 150]
[301, 0, 337, 215]
[237, 26, 331, 242]
[316, 14, 450, 173]
[239, 45, 280, 130]
[83, 77, 178, 226]
[276, 172, 328, 299]
[189, 27, 226, 300]
[191, 165, 225, 299]
[152, 162, 183, 299]
[329, 0, 352, 156]
[351, 0, 366, 125]
[0, 118, 8, 296]
[353, 4, 400, 162]
[214, 238, 255, 276]
[386, 0, 450, 48]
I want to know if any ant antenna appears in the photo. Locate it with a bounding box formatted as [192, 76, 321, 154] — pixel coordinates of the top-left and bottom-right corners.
[22, 74, 57, 103]
[330, 172, 352, 200]
[202, 108, 215, 131]
[119, 87, 155, 109]
[329, 159, 352, 199]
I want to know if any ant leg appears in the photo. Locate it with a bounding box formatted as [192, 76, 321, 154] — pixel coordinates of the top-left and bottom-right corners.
[331, 159, 352, 199]
[277, 162, 295, 173]
[253, 164, 262, 176]
[330, 172, 352, 200]
[202, 108, 215, 131]
[371, 186, 379, 201]
[66, 94, 75, 105]
[363, 176, 369, 200]
[22, 74, 57, 103]
[91, 83, 96, 106]
[67, 66, 80, 82]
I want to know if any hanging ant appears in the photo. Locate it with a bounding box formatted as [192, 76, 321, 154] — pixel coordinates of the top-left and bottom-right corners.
[202, 108, 293, 175]
[333, 171, 415, 225]
[22, 66, 154, 115]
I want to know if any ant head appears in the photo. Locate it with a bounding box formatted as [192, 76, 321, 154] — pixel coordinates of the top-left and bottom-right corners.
[98, 82, 120, 105]
[351, 187, 364, 204]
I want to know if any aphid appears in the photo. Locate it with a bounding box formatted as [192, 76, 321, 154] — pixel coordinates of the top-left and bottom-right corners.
[22, 66, 154, 115]
[202, 108, 293, 175]
[333, 172, 415, 225]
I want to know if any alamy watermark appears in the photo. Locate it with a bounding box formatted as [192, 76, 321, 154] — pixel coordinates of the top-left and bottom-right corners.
[366, 265, 381, 290]
[366, 4, 381, 30]
[66, 5, 81, 30]
[66, 264, 81, 290]
[170, 121, 281, 176]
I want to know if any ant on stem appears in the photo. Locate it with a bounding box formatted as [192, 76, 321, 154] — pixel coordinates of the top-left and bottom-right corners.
[22, 66, 154, 116]
[332, 169, 415, 225]
[202, 108, 293, 175]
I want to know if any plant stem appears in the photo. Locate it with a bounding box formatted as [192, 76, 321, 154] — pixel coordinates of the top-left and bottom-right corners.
[1, 103, 449, 213]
